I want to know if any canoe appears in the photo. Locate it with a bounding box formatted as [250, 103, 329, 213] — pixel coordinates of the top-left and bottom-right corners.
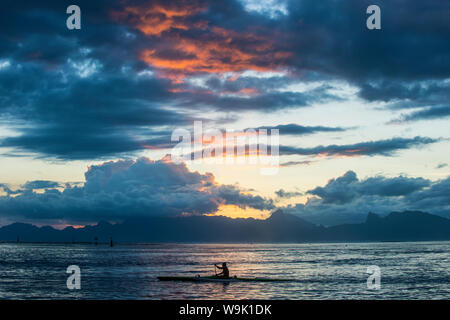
[157, 275, 290, 282]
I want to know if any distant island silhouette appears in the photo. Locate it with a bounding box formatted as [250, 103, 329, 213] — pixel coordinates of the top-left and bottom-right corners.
[0, 210, 449, 243]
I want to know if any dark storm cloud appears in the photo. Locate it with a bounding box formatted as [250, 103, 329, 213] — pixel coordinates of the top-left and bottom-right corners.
[281, 0, 450, 115]
[359, 80, 450, 105]
[0, 1, 139, 67]
[393, 105, 450, 123]
[0, 0, 191, 160]
[285, 0, 450, 81]
[0, 0, 195, 159]
[0, 157, 274, 224]
[217, 185, 274, 211]
[117, 0, 450, 82]
[306, 171, 360, 205]
[5, 0, 450, 84]
[254, 124, 345, 136]
[0, 0, 311, 159]
[0, 62, 189, 159]
[279, 136, 438, 158]
[285, 171, 450, 226]
[307, 171, 431, 204]
[22, 180, 61, 190]
[360, 80, 450, 121]
[406, 177, 450, 209]
[121, 0, 450, 113]
[275, 189, 302, 198]
[186, 136, 438, 162]
[1, 0, 449, 160]
[1, 129, 143, 160]
[175, 87, 340, 112]
[280, 160, 313, 167]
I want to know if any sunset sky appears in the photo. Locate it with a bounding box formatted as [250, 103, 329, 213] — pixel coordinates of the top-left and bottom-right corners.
[0, 0, 449, 227]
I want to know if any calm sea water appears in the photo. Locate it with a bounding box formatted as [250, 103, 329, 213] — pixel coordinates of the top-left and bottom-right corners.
[0, 242, 448, 299]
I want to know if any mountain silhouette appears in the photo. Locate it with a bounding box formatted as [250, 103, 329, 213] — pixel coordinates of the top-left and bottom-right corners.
[0, 210, 449, 243]
[326, 211, 450, 241]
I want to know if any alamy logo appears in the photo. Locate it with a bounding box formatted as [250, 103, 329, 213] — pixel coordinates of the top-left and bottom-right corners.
[170, 121, 279, 175]
[366, 265, 381, 290]
[366, 5, 381, 30]
[66, 265, 81, 290]
[66, 5, 81, 30]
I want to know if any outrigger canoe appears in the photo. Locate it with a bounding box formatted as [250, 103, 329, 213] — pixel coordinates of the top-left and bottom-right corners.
[157, 275, 290, 282]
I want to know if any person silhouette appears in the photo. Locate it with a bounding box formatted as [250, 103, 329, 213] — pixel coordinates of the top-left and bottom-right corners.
[215, 262, 230, 278]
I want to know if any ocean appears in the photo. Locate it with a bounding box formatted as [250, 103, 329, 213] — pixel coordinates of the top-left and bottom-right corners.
[0, 242, 448, 299]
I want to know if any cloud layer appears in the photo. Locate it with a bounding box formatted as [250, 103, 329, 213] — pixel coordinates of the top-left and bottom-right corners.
[285, 171, 450, 226]
[0, 157, 274, 224]
[0, 1, 448, 159]
[280, 137, 438, 158]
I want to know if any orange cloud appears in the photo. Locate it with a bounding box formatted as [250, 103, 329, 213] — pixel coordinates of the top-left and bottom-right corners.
[111, 2, 206, 36]
[111, 1, 291, 82]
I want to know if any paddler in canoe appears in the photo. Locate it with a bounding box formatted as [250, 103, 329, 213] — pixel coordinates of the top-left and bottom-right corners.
[214, 262, 230, 279]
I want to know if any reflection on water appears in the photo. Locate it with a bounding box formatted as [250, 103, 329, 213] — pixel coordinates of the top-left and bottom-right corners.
[0, 242, 448, 299]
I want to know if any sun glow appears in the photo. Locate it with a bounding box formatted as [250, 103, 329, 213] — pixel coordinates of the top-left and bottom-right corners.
[208, 204, 271, 220]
